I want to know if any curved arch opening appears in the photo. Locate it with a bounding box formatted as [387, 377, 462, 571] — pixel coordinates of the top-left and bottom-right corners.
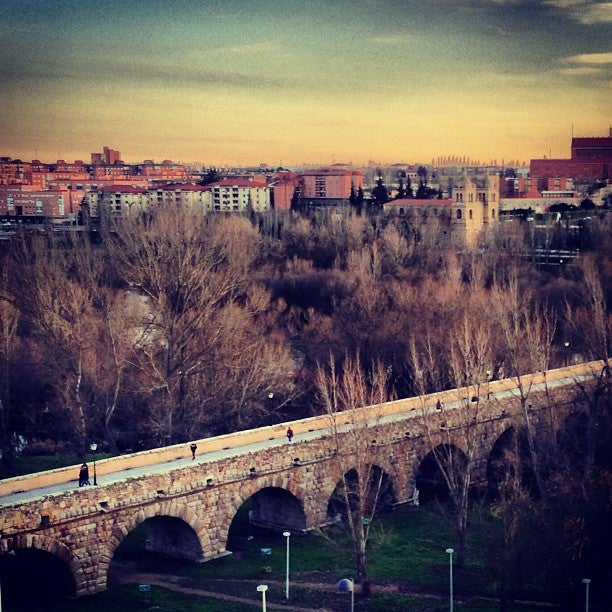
[226, 487, 306, 553]
[108, 515, 203, 585]
[415, 445, 468, 503]
[0, 548, 76, 607]
[326, 465, 395, 521]
[486, 426, 537, 499]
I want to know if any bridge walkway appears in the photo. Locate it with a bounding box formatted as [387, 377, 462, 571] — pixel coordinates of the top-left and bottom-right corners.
[0, 362, 599, 509]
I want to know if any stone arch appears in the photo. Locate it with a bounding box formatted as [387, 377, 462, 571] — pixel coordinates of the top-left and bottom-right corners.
[0, 533, 74, 564]
[103, 501, 207, 586]
[414, 444, 468, 502]
[219, 480, 307, 555]
[486, 425, 536, 498]
[325, 462, 396, 521]
[0, 534, 78, 603]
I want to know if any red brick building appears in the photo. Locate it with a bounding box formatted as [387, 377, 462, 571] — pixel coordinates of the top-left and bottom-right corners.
[298, 168, 364, 206]
[530, 134, 611, 183]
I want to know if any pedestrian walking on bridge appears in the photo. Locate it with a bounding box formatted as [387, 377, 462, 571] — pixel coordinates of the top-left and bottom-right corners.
[190, 443, 197, 460]
[286, 427, 294, 442]
[79, 463, 90, 487]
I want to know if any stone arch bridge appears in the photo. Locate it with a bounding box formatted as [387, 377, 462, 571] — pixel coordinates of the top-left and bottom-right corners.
[0, 361, 604, 599]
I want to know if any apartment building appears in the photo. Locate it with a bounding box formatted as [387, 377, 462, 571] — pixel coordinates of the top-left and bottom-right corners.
[208, 179, 270, 212]
[151, 184, 213, 213]
[0, 185, 69, 219]
[298, 168, 364, 206]
[270, 173, 299, 210]
[84, 186, 151, 221]
[0, 158, 32, 185]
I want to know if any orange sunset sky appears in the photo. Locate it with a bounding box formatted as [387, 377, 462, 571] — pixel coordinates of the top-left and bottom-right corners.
[1, 0, 610, 167]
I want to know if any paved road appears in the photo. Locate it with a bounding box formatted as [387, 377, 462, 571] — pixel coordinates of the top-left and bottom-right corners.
[0, 371, 589, 509]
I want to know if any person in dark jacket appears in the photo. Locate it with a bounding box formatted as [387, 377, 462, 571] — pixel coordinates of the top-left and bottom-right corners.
[286, 427, 294, 442]
[79, 463, 90, 487]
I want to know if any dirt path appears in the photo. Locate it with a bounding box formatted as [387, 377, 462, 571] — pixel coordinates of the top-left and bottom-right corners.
[111, 563, 557, 610]
[112, 565, 336, 610]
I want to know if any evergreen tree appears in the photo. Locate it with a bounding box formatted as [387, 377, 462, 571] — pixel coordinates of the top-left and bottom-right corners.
[417, 165, 428, 184]
[199, 167, 222, 185]
[356, 186, 364, 215]
[396, 178, 406, 199]
[290, 187, 301, 211]
[372, 177, 389, 208]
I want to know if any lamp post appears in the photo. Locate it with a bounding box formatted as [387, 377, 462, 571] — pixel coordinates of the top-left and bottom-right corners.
[337, 578, 354, 612]
[90, 442, 98, 486]
[582, 578, 590, 612]
[256, 584, 268, 612]
[446, 548, 454, 612]
[283, 531, 291, 600]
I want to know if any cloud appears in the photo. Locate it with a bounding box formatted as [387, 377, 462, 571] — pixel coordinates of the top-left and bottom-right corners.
[556, 51, 612, 82]
[559, 66, 604, 75]
[1, 59, 296, 92]
[543, 1, 612, 24]
[562, 52, 612, 64]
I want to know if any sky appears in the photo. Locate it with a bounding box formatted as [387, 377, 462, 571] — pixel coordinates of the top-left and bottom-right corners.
[1, 0, 610, 167]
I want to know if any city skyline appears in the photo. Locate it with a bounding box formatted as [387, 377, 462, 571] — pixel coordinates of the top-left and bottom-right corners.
[1, 0, 610, 166]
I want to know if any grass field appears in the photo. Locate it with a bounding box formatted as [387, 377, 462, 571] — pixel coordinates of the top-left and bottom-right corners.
[0, 455, 558, 611]
[13, 504, 552, 612]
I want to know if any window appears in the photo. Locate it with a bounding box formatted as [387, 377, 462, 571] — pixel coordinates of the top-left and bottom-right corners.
[469, 209, 473, 220]
[456, 209, 462, 220]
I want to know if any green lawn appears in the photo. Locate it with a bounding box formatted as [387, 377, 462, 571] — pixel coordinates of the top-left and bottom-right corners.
[1, 456, 556, 610]
[95, 504, 544, 612]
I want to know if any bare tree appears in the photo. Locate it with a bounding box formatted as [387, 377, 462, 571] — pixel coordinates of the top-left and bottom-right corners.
[0, 262, 20, 472]
[316, 352, 393, 597]
[10, 234, 108, 451]
[489, 270, 558, 500]
[565, 255, 610, 363]
[409, 310, 494, 565]
[107, 208, 296, 442]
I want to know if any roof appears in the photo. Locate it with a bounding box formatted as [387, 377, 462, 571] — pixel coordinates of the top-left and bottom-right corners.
[386, 198, 452, 208]
[299, 168, 364, 177]
[100, 185, 148, 194]
[208, 179, 269, 188]
[155, 183, 210, 192]
[571, 137, 612, 148]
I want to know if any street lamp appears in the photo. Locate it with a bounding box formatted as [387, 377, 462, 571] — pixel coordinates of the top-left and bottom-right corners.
[90, 443, 98, 486]
[582, 578, 590, 612]
[446, 548, 454, 612]
[256, 584, 268, 612]
[283, 531, 291, 600]
[337, 578, 354, 612]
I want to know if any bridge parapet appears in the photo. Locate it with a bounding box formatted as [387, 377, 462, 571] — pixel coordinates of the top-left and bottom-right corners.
[0, 361, 601, 498]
